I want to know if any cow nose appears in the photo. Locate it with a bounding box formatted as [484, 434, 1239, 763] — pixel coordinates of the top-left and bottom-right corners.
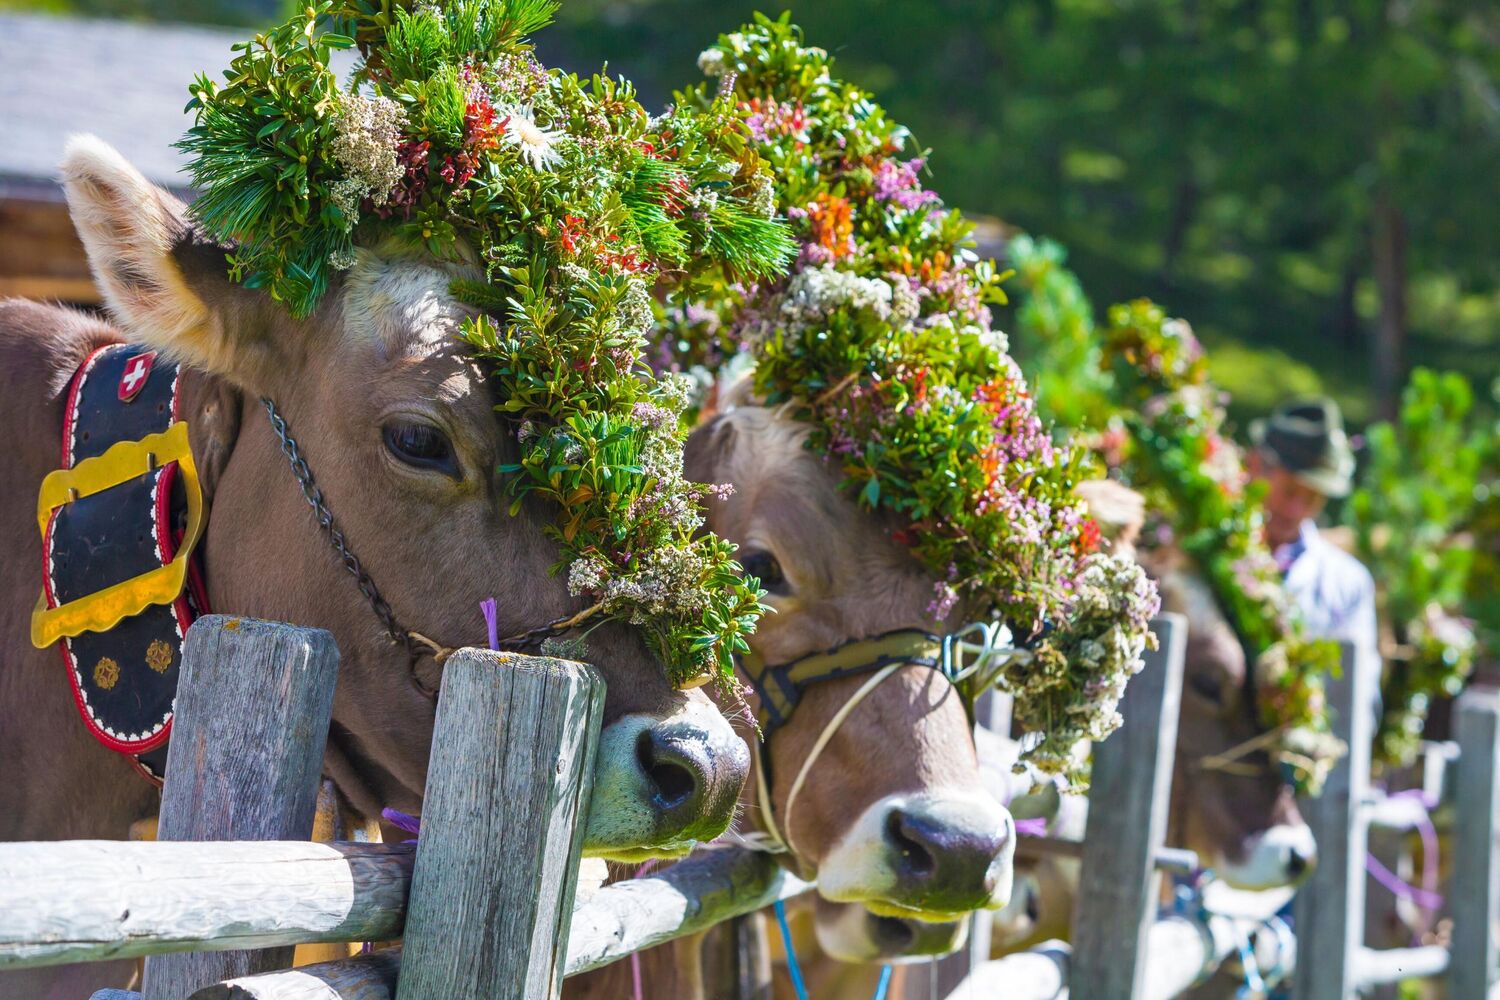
[1285, 843, 1313, 880]
[884, 804, 1012, 913]
[635, 717, 749, 841]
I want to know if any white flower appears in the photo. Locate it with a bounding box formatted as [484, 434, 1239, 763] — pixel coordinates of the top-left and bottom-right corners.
[502, 108, 564, 171]
[697, 47, 727, 77]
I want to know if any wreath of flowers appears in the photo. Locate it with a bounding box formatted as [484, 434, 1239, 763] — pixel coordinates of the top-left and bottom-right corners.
[1101, 299, 1345, 794]
[660, 14, 1160, 777]
[179, 0, 797, 688]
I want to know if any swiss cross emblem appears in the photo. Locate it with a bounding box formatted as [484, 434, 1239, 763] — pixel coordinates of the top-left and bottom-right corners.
[118, 352, 156, 402]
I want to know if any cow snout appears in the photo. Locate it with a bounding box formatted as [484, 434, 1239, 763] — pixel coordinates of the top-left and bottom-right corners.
[883, 801, 1011, 911]
[1221, 823, 1318, 889]
[581, 698, 750, 860]
[818, 791, 1016, 919]
[634, 718, 743, 831]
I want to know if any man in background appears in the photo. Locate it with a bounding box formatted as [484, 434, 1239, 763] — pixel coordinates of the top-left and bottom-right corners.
[1247, 398, 1380, 696]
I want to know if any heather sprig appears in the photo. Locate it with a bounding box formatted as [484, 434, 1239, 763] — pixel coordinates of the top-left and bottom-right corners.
[181, 0, 797, 687]
[664, 14, 1160, 775]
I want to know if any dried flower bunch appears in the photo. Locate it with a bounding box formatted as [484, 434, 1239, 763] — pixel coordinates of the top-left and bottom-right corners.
[1102, 298, 1344, 794]
[663, 14, 1160, 775]
[180, 0, 798, 687]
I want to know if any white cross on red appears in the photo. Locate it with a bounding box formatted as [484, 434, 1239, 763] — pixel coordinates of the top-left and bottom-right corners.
[118, 352, 155, 402]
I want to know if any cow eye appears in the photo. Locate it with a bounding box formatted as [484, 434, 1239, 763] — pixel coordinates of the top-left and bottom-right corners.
[383, 421, 459, 478]
[1188, 671, 1223, 705]
[739, 549, 789, 595]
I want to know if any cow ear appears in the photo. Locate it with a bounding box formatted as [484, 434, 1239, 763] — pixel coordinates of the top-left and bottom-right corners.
[60, 135, 272, 383]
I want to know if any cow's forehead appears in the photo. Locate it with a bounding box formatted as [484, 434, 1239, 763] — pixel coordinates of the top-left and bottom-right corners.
[342, 250, 481, 355]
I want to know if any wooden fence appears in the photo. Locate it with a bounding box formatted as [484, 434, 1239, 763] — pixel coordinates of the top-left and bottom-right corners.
[4, 613, 1498, 999]
[942, 628, 1500, 1000]
[0, 616, 812, 999]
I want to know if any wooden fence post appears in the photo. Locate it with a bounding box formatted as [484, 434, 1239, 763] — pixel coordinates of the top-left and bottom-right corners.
[394, 651, 605, 1000]
[1292, 641, 1374, 1000]
[142, 616, 339, 1000]
[1450, 687, 1500, 1000]
[1068, 613, 1186, 999]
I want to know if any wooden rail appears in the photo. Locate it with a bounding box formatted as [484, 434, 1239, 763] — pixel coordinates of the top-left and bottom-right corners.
[1069, 612, 1187, 997]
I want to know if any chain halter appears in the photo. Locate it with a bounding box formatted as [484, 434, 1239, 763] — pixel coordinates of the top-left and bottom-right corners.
[261, 398, 597, 661]
[740, 620, 1025, 856]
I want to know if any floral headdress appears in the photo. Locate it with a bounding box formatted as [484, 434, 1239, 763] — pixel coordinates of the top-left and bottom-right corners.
[661, 14, 1160, 776]
[179, 1, 797, 688]
[1101, 299, 1345, 793]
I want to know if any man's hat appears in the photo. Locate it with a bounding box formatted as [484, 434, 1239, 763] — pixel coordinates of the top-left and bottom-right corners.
[1249, 397, 1356, 498]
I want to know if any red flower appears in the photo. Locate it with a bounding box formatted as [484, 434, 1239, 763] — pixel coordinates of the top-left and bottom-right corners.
[1075, 518, 1102, 555]
[557, 214, 589, 257]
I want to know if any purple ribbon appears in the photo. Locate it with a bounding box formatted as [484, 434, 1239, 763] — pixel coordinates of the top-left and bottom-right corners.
[1015, 817, 1049, 837]
[1363, 788, 1444, 917]
[380, 807, 421, 844]
[481, 597, 499, 652]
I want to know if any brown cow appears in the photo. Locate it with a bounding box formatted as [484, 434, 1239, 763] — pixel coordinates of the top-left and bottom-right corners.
[564, 398, 1018, 999]
[1, 138, 750, 997]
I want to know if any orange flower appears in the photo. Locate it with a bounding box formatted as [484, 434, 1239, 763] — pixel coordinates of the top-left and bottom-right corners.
[808, 192, 854, 259]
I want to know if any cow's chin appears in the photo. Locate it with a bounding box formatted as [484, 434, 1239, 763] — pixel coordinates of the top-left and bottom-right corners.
[813, 901, 968, 963]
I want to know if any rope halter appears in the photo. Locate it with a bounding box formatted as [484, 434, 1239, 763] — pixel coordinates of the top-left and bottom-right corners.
[739, 621, 1022, 857]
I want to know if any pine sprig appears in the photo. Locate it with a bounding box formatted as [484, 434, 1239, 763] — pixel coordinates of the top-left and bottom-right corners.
[180, 0, 795, 687]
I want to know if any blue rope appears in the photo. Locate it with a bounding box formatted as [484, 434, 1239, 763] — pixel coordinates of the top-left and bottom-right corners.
[773, 900, 810, 1000]
[872, 964, 893, 1000]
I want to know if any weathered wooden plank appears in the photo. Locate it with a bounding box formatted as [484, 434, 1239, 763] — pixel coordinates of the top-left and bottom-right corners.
[565, 846, 812, 976]
[0, 841, 411, 969]
[196, 846, 816, 999]
[144, 617, 340, 1000]
[1292, 641, 1374, 1000]
[1069, 613, 1186, 999]
[1450, 687, 1500, 1000]
[191, 950, 402, 1000]
[1353, 944, 1450, 987]
[394, 651, 605, 1000]
[701, 913, 772, 1000]
[941, 940, 1070, 1000]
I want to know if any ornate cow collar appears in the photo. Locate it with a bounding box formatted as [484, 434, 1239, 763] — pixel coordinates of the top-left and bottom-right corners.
[34, 343, 209, 784]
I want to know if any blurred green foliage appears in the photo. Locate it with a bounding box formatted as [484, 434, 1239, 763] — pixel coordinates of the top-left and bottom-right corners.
[1347, 368, 1495, 762]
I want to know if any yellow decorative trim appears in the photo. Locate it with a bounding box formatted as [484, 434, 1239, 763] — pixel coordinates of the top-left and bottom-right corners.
[31, 422, 205, 648]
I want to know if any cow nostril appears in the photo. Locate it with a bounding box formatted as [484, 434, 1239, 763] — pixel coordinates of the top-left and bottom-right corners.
[885, 809, 936, 877]
[1286, 846, 1310, 879]
[635, 729, 700, 812]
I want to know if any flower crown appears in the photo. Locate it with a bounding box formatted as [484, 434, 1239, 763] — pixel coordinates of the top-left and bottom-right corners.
[662, 15, 1160, 776]
[180, 0, 797, 687]
[1101, 299, 1345, 793]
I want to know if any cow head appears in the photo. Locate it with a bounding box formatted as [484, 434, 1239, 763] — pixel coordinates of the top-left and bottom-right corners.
[686, 402, 1013, 922]
[60, 136, 749, 858]
[1150, 554, 1316, 889]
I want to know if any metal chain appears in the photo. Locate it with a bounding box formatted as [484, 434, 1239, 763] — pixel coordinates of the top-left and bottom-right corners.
[261, 397, 414, 652]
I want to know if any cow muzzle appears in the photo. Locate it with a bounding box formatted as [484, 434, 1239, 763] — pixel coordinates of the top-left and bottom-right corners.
[580, 698, 751, 860]
[817, 790, 1016, 920]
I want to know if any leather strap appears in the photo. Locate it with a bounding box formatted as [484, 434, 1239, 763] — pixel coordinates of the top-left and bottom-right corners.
[738, 628, 941, 734]
[38, 344, 208, 782]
